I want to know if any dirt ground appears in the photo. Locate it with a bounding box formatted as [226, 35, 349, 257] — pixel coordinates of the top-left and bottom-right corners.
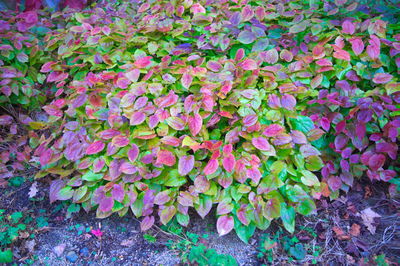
[1, 177, 399, 265]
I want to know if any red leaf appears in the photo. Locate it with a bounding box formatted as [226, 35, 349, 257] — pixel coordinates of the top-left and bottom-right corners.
[178, 155, 195, 176]
[188, 114, 202, 136]
[252, 137, 270, 151]
[156, 150, 176, 166]
[86, 141, 105, 155]
[216, 215, 234, 236]
[204, 159, 218, 175]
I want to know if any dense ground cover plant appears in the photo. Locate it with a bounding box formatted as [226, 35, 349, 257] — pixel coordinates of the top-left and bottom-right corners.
[0, 9, 60, 109]
[27, 0, 399, 242]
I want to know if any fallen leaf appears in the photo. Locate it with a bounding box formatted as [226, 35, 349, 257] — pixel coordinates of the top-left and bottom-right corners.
[359, 208, 381, 234]
[364, 186, 372, 198]
[25, 240, 35, 253]
[349, 223, 361, 237]
[120, 238, 135, 247]
[28, 181, 38, 198]
[333, 226, 351, 240]
[53, 244, 66, 257]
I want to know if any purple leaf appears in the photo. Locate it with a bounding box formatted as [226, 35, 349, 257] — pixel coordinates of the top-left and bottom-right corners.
[178, 155, 195, 176]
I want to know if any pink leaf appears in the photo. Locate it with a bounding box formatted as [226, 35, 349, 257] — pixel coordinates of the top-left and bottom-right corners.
[243, 115, 258, 127]
[290, 130, 307, 144]
[128, 144, 139, 162]
[372, 73, 393, 84]
[91, 229, 103, 238]
[156, 150, 176, 166]
[130, 111, 146, 125]
[368, 154, 385, 171]
[280, 49, 293, 62]
[166, 117, 186, 131]
[125, 69, 140, 82]
[235, 48, 245, 61]
[342, 20, 355, 34]
[263, 48, 279, 64]
[204, 159, 218, 175]
[188, 113, 202, 136]
[206, 61, 222, 72]
[154, 191, 171, 205]
[119, 161, 137, 174]
[252, 137, 271, 151]
[112, 135, 129, 147]
[333, 49, 350, 61]
[178, 155, 195, 176]
[238, 59, 257, 70]
[222, 154, 235, 173]
[86, 141, 105, 155]
[320, 117, 331, 131]
[160, 206, 177, 225]
[182, 73, 193, 89]
[349, 38, 364, 55]
[281, 94, 296, 110]
[134, 56, 152, 68]
[39, 148, 53, 165]
[140, 216, 155, 231]
[216, 215, 234, 236]
[263, 124, 284, 137]
[98, 129, 121, 140]
[40, 62, 57, 73]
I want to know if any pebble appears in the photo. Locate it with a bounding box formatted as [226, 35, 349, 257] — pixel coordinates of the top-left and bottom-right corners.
[66, 251, 78, 263]
[53, 244, 66, 257]
[80, 247, 90, 257]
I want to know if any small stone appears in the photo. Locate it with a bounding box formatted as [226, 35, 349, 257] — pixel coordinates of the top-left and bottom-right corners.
[80, 247, 90, 257]
[53, 244, 66, 257]
[66, 251, 78, 263]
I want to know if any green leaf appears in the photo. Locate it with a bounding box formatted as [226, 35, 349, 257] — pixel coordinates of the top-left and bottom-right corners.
[300, 170, 319, 186]
[234, 218, 255, 243]
[289, 116, 315, 134]
[305, 156, 324, 171]
[281, 203, 295, 233]
[296, 198, 316, 216]
[289, 243, 306, 260]
[164, 170, 187, 187]
[0, 249, 13, 263]
[81, 171, 103, 182]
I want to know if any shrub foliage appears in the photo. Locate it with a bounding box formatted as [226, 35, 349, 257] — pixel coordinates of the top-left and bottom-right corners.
[7, 0, 397, 241]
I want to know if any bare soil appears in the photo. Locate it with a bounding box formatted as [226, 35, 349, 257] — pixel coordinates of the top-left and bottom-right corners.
[1, 177, 399, 265]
